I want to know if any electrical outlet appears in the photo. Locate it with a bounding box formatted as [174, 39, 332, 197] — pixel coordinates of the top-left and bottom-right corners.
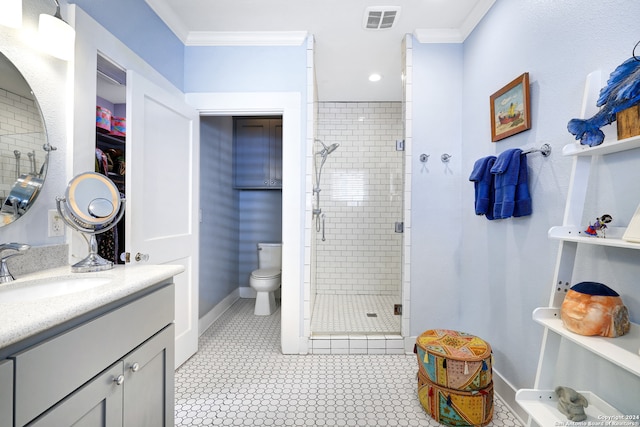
[48, 209, 64, 237]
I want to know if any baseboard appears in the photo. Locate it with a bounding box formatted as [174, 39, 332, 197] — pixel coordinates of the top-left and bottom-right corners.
[492, 368, 527, 425]
[198, 289, 241, 335]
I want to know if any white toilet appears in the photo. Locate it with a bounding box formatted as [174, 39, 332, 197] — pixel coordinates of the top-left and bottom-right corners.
[249, 243, 282, 315]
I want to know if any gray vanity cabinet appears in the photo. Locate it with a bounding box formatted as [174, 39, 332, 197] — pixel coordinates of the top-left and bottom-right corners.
[234, 117, 283, 189]
[28, 325, 173, 427]
[10, 283, 175, 427]
[0, 359, 12, 427]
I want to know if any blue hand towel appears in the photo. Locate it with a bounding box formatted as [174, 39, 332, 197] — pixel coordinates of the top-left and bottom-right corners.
[513, 153, 532, 217]
[469, 156, 496, 219]
[491, 148, 522, 219]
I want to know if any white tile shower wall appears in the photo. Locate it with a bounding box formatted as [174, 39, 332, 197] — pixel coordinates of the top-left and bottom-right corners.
[304, 35, 317, 340]
[0, 88, 45, 199]
[315, 102, 403, 296]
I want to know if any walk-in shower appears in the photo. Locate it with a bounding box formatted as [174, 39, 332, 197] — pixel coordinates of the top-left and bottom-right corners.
[313, 138, 339, 241]
[310, 102, 404, 335]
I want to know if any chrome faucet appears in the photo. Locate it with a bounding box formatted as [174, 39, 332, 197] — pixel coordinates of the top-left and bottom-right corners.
[0, 243, 30, 283]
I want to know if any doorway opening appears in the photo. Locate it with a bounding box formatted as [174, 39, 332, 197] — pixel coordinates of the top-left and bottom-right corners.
[95, 53, 126, 265]
[198, 115, 283, 322]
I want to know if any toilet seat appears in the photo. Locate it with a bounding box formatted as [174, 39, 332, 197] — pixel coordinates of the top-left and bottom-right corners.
[251, 267, 281, 280]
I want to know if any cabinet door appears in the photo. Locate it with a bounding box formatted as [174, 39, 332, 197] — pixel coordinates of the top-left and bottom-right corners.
[270, 120, 283, 187]
[234, 118, 272, 188]
[0, 360, 12, 427]
[122, 325, 174, 427]
[28, 362, 123, 427]
[234, 118, 283, 188]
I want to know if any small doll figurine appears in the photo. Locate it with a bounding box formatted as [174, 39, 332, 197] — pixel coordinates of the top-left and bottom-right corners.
[585, 214, 612, 238]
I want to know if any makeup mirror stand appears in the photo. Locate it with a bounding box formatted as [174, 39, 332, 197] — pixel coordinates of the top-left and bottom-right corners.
[56, 196, 125, 272]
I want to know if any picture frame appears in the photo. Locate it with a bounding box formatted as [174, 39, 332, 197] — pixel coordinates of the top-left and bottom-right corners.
[490, 72, 531, 142]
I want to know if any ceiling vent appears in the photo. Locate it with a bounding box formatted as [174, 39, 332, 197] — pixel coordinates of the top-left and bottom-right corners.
[363, 6, 400, 30]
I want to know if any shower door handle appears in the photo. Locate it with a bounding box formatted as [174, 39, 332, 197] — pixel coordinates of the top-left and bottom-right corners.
[321, 213, 326, 241]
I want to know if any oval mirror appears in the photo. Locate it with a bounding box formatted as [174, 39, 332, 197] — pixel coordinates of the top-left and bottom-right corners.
[0, 51, 50, 227]
[65, 172, 121, 228]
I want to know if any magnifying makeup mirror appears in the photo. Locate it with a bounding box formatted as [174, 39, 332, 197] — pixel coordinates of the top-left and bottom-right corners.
[56, 172, 125, 272]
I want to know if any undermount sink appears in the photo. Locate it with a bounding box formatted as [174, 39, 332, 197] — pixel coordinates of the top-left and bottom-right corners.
[0, 276, 111, 303]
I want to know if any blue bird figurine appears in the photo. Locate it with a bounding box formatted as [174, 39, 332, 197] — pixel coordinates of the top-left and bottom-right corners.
[568, 57, 640, 146]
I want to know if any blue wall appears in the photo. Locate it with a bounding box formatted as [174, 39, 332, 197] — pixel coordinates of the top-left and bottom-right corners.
[410, 0, 640, 411]
[68, 0, 184, 90]
[410, 42, 464, 333]
[199, 117, 239, 315]
[184, 45, 307, 93]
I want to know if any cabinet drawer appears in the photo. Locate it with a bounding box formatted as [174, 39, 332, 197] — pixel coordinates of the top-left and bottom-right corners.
[12, 284, 174, 426]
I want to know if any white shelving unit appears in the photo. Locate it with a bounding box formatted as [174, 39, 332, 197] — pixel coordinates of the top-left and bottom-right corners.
[532, 308, 640, 376]
[516, 389, 622, 427]
[516, 129, 640, 425]
[548, 226, 640, 250]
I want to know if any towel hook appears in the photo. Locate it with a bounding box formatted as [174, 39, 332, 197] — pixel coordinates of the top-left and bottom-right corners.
[419, 154, 430, 163]
[441, 153, 452, 163]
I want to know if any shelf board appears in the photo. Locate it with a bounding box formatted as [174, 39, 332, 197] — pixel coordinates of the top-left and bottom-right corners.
[548, 226, 640, 250]
[96, 131, 125, 146]
[516, 389, 622, 426]
[563, 134, 640, 156]
[533, 308, 640, 376]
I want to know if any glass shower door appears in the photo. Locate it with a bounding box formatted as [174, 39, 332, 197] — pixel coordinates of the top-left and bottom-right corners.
[311, 101, 404, 335]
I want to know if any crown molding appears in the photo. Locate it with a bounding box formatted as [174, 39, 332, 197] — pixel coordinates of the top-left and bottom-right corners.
[185, 31, 309, 46]
[460, 0, 496, 39]
[145, 0, 190, 43]
[414, 0, 495, 43]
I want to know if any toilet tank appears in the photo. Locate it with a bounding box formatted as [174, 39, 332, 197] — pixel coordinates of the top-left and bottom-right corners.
[257, 243, 282, 269]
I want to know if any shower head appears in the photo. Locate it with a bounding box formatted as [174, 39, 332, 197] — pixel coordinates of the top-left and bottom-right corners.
[325, 143, 339, 156]
[315, 138, 340, 157]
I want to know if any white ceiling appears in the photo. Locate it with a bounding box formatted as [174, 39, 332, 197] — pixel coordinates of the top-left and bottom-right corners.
[145, 0, 495, 102]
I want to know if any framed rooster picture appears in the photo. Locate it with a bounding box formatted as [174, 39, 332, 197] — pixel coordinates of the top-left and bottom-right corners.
[490, 72, 531, 142]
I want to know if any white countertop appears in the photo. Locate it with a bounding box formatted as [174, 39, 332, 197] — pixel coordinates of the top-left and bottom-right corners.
[0, 264, 184, 350]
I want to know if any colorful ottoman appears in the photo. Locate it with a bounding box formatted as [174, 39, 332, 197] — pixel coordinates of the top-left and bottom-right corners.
[418, 370, 493, 427]
[415, 329, 494, 426]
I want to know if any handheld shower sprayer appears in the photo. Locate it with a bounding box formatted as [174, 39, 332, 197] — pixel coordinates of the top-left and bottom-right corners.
[316, 139, 340, 158]
[313, 138, 340, 237]
[314, 139, 340, 191]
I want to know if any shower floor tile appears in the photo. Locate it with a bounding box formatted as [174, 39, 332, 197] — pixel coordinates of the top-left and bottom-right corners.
[311, 294, 401, 334]
[175, 298, 524, 426]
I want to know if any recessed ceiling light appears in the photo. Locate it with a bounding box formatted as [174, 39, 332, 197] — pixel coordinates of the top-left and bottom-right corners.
[369, 73, 382, 82]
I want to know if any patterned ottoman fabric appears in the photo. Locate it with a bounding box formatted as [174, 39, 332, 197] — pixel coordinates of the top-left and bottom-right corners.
[418, 370, 494, 427]
[415, 329, 492, 391]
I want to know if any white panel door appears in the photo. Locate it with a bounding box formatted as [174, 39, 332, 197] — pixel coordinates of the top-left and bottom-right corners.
[127, 71, 199, 368]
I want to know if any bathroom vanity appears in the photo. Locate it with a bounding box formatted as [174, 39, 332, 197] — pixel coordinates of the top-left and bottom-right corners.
[0, 264, 183, 427]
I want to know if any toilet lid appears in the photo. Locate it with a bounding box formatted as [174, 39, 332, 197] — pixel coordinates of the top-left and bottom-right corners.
[251, 267, 281, 279]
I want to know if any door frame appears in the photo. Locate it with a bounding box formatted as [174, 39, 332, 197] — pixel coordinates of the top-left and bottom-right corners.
[186, 92, 304, 354]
